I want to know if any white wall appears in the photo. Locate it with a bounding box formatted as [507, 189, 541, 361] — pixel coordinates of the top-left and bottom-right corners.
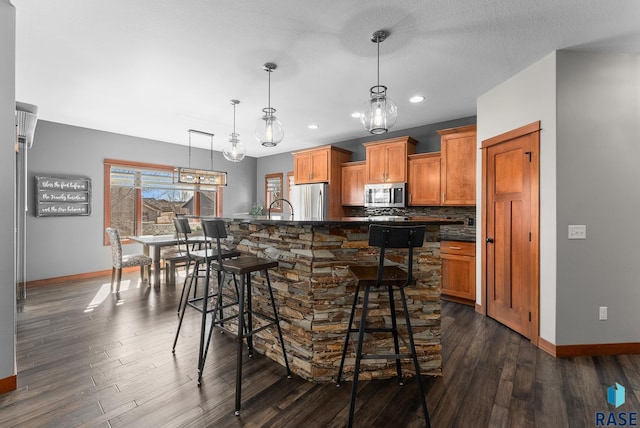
[0, 0, 16, 383]
[556, 51, 640, 344]
[477, 52, 558, 343]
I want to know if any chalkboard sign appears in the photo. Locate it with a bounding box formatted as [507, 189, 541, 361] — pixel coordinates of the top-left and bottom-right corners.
[35, 175, 92, 217]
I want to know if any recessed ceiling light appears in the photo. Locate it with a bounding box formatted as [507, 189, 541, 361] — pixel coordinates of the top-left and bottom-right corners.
[351, 112, 362, 118]
[308, 124, 319, 129]
[410, 95, 425, 103]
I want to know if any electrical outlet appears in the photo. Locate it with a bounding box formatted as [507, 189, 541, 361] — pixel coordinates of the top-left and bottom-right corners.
[568, 225, 587, 239]
[599, 306, 608, 321]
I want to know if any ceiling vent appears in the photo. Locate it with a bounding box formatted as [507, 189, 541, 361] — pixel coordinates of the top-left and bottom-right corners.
[16, 102, 38, 148]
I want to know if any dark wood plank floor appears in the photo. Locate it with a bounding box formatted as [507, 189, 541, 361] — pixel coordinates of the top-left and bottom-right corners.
[2, 272, 639, 427]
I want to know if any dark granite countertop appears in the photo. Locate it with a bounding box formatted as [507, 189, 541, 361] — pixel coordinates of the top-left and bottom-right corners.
[221, 216, 464, 226]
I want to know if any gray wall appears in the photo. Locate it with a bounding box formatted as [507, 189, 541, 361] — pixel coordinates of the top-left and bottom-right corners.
[556, 51, 640, 344]
[255, 116, 477, 206]
[0, 0, 16, 383]
[25, 120, 257, 281]
[255, 152, 295, 211]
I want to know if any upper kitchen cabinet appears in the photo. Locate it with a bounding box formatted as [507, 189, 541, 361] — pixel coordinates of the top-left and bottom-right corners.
[408, 152, 441, 206]
[439, 125, 477, 205]
[293, 145, 352, 184]
[294, 146, 329, 184]
[292, 145, 352, 219]
[341, 161, 366, 206]
[364, 136, 417, 184]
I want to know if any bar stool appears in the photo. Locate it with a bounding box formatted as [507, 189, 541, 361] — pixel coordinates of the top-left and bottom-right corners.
[171, 217, 240, 351]
[172, 217, 203, 314]
[336, 224, 431, 428]
[201, 218, 291, 416]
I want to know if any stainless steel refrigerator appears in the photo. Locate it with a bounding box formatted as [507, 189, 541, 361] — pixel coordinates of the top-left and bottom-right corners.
[290, 183, 328, 221]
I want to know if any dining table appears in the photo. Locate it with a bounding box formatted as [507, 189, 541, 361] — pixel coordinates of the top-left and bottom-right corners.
[129, 234, 208, 287]
[128, 235, 178, 287]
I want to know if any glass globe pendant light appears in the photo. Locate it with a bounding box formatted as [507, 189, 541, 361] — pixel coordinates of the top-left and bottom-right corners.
[223, 99, 246, 162]
[361, 30, 397, 135]
[255, 63, 284, 147]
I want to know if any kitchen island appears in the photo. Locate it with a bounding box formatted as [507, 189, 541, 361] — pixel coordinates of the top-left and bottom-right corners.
[213, 216, 462, 382]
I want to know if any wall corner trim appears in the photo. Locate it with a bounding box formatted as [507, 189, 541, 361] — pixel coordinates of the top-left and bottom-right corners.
[538, 337, 557, 357]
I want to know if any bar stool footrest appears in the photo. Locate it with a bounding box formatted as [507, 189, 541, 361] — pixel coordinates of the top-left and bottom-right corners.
[213, 310, 277, 339]
[360, 353, 413, 360]
[347, 327, 396, 334]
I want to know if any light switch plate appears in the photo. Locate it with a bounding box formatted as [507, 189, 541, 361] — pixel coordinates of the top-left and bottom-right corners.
[568, 225, 587, 239]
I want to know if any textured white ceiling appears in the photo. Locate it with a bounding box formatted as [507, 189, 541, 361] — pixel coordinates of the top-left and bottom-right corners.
[12, 0, 640, 157]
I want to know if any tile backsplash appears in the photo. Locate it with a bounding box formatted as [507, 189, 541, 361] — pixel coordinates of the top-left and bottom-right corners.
[347, 206, 476, 242]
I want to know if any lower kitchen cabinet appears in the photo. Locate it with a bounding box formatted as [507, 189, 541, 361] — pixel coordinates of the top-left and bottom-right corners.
[441, 240, 476, 305]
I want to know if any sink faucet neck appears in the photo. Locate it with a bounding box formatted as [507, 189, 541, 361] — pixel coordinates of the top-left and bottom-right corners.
[268, 198, 294, 220]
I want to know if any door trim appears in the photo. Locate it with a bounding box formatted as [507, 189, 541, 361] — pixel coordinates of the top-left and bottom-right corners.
[481, 121, 541, 345]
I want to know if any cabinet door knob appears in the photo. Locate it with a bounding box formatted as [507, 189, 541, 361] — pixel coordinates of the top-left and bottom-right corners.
[486, 237, 494, 243]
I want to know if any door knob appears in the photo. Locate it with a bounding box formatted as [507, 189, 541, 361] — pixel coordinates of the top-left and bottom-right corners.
[486, 237, 494, 243]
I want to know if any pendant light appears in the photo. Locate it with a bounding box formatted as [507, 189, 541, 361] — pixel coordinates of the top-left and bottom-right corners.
[175, 129, 227, 186]
[223, 99, 246, 162]
[255, 62, 284, 147]
[361, 30, 397, 135]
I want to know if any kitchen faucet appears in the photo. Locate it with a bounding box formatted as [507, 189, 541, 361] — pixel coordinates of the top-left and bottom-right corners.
[268, 198, 294, 220]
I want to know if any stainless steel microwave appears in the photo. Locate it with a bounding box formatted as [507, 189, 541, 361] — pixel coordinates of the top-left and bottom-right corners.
[364, 183, 406, 208]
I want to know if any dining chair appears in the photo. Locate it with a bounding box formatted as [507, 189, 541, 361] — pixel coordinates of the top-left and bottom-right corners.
[105, 227, 152, 292]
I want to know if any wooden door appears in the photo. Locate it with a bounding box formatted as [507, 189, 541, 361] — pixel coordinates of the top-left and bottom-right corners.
[365, 144, 388, 183]
[441, 127, 476, 205]
[341, 162, 365, 206]
[408, 153, 440, 206]
[483, 122, 540, 341]
[294, 153, 312, 184]
[309, 150, 329, 182]
[385, 142, 408, 182]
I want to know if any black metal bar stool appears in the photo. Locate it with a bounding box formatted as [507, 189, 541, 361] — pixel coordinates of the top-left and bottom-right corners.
[336, 224, 431, 428]
[200, 218, 291, 416]
[171, 217, 241, 352]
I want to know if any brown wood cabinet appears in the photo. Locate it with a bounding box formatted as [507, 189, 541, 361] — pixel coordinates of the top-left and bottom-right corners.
[341, 161, 365, 206]
[439, 125, 477, 205]
[294, 147, 329, 184]
[292, 145, 352, 218]
[441, 240, 476, 305]
[364, 136, 416, 183]
[408, 152, 441, 206]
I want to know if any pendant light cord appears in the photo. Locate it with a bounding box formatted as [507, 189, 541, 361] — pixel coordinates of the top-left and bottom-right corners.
[188, 131, 192, 168]
[267, 68, 272, 111]
[377, 36, 380, 89]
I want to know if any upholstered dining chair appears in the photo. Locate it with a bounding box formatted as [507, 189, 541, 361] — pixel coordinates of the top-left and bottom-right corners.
[106, 227, 152, 292]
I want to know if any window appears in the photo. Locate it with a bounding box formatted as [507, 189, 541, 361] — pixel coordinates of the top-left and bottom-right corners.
[104, 159, 222, 242]
[265, 172, 283, 212]
[286, 171, 294, 199]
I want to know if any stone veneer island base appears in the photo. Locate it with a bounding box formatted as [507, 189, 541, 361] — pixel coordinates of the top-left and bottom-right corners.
[214, 217, 462, 383]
